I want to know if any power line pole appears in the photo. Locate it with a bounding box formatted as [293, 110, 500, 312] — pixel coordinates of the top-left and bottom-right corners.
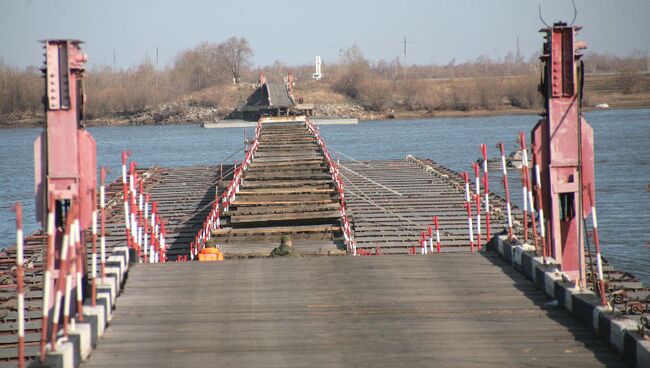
[403, 36, 407, 66]
[113, 49, 116, 70]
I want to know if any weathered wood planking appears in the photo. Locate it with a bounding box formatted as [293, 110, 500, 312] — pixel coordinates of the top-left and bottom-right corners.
[82, 254, 625, 368]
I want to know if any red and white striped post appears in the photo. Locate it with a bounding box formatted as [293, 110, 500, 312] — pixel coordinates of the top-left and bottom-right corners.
[129, 163, 140, 260]
[73, 217, 84, 321]
[427, 226, 434, 253]
[122, 152, 132, 251]
[139, 180, 147, 263]
[517, 134, 529, 243]
[519, 133, 540, 251]
[421, 231, 427, 255]
[40, 195, 55, 360]
[100, 168, 107, 281]
[160, 221, 167, 262]
[474, 194, 482, 251]
[14, 203, 25, 368]
[462, 172, 475, 252]
[52, 208, 74, 343]
[480, 144, 491, 241]
[91, 185, 98, 306]
[472, 163, 482, 251]
[144, 194, 152, 263]
[533, 161, 548, 259]
[433, 216, 441, 253]
[498, 143, 514, 241]
[590, 207, 608, 306]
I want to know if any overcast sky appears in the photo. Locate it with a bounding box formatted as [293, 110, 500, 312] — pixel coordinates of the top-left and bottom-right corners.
[1, 0, 649, 70]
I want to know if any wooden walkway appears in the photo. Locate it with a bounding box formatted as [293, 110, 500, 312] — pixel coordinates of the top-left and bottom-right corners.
[211, 122, 344, 257]
[82, 254, 624, 367]
[0, 165, 230, 362]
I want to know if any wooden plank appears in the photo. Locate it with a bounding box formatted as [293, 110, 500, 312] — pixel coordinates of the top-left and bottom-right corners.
[212, 224, 339, 236]
[230, 210, 341, 224]
[237, 187, 335, 195]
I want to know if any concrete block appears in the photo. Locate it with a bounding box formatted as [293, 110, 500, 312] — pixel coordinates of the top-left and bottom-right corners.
[592, 305, 609, 332]
[96, 288, 113, 321]
[531, 256, 545, 284]
[496, 236, 504, 256]
[69, 322, 92, 361]
[609, 317, 638, 353]
[111, 246, 130, 265]
[637, 339, 650, 368]
[98, 276, 117, 305]
[83, 305, 106, 340]
[544, 270, 562, 299]
[512, 245, 524, 266]
[107, 253, 126, 273]
[35, 341, 74, 368]
[570, 291, 599, 326]
[106, 257, 124, 276]
[104, 266, 122, 288]
[554, 282, 573, 311]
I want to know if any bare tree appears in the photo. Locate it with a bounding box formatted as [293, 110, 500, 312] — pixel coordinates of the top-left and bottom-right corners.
[218, 37, 253, 85]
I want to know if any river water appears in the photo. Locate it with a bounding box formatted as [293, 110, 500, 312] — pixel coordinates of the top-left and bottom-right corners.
[1, 109, 648, 283]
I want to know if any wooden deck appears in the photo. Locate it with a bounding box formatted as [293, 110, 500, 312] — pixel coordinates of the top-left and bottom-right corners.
[342, 158, 513, 253]
[210, 122, 344, 257]
[82, 253, 624, 367]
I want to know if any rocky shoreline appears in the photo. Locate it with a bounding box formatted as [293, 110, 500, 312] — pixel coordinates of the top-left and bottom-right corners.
[2, 102, 646, 129]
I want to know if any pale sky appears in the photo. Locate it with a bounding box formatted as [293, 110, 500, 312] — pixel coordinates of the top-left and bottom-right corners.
[1, 0, 649, 70]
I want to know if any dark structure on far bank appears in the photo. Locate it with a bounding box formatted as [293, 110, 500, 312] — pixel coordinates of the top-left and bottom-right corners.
[227, 74, 313, 121]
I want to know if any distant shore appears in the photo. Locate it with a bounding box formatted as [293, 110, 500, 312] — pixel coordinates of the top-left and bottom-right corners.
[3, 104, 649, 130]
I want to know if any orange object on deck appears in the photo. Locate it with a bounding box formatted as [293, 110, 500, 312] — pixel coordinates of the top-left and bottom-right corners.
[198, 248, 224, 261]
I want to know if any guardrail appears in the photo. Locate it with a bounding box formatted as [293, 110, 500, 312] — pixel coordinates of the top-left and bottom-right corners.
[305, 118, 357, 255]
[121, 152, 167, 264]
[189, 120, 262, 259]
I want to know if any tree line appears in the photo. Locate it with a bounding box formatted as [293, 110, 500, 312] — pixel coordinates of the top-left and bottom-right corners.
[0, 39, 648, 118]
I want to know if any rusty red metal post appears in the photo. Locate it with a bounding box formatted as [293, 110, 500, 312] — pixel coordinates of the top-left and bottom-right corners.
[34, 40, 96, 354]
[531, 23, 594, 287]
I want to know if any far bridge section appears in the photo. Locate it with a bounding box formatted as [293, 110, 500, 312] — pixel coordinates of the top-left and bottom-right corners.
[210, 118, 345, 257]
[341, 156, 513, 254]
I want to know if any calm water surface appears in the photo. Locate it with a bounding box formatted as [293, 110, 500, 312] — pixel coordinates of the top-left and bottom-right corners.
[1, 109, 648, 282]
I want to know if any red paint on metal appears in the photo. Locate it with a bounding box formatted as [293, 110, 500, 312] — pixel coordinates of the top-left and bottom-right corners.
[531, 23, 594, 286]
[34, 40, 96, 353]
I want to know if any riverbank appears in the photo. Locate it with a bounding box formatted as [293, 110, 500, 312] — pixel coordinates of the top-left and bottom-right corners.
[4, 105, 649, 129]
[3, 72, 649, 128]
